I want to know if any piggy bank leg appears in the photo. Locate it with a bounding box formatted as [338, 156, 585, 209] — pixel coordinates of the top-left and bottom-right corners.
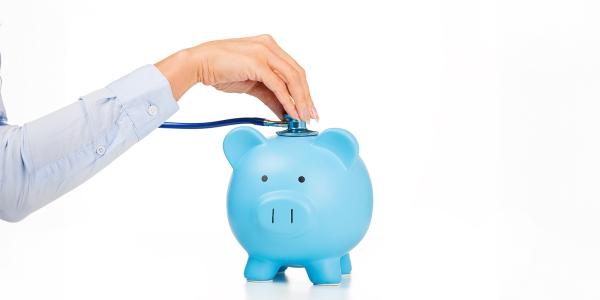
[305, 257, 342, 285]
[244, 257, 279, 282]
[277, 266, 288, 273]
[340, 254, 352, 277]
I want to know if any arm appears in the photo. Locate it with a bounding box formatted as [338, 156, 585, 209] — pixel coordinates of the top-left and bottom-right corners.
[0, 35, 316, 222]
[0, 65, 178, 222]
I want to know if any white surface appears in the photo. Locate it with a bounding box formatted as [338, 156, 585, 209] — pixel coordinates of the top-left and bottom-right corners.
[1, 0, 600, 299]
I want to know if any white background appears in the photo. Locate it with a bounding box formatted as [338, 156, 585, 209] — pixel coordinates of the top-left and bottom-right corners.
[1, 0, 600, 299]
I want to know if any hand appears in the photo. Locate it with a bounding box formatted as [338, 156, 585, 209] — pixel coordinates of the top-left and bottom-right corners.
[155, 35, 318, 122]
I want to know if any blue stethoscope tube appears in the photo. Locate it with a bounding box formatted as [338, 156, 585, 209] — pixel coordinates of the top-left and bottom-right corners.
[160, 117, 288, 129]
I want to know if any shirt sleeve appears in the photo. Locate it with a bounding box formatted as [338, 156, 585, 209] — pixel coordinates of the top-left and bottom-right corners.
[0, 65, 179, 222]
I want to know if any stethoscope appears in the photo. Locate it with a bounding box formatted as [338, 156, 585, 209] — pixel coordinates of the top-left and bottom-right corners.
[160, 114, 318, 137]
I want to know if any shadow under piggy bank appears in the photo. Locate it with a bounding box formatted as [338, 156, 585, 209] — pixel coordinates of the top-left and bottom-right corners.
[245, 272, 352, 300]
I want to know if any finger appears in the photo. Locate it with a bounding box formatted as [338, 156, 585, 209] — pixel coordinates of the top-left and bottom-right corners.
[254, 63, 300, 120]
[265, 52, 311, 122]
[247, 82, 286, 119]
[257, 35, 318, 121]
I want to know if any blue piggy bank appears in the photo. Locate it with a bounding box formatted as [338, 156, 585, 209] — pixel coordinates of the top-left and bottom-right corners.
[223, 126, 373, 285]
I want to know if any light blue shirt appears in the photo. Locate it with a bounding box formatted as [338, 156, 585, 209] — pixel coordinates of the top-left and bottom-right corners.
[0, 63, 179, 222]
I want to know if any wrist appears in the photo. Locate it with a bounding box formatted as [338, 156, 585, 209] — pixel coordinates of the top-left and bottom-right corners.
[189, 43, 212, 85]
[154, 49, 196, 101]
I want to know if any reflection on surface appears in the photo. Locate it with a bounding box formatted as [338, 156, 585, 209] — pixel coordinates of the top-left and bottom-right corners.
[245, 272, 351, 300]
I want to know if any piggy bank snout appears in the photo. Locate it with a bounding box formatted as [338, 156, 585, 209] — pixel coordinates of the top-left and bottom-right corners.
[257, 193, 312, 235]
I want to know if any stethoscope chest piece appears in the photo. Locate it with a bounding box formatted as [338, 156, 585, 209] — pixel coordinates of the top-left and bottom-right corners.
[276, 115, 318, 137]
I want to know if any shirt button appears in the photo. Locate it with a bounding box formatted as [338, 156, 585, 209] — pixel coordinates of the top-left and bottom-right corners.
[96, 145, 106, 155]
[147, 104, 158, 116]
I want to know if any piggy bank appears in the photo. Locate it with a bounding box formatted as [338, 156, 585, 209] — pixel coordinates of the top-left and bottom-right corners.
[223, 123, 372, 285]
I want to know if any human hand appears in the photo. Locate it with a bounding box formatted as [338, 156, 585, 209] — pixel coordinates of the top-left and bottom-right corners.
[155, 35, 317, 122]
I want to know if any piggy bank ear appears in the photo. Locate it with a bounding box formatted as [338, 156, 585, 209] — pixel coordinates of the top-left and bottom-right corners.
[223, 126, 266, 167]
[313, 128, 359, 169]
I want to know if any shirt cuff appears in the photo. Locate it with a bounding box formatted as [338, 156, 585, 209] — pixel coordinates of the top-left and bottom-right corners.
[106, 64, 179, 140]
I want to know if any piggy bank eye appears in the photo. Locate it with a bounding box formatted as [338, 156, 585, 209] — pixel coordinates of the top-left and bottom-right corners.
[298, 176, 305, 183]
[261, 175, 268, 182]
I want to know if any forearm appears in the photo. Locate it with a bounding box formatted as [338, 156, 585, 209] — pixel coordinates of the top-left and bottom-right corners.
[0, 65, 178, 222]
